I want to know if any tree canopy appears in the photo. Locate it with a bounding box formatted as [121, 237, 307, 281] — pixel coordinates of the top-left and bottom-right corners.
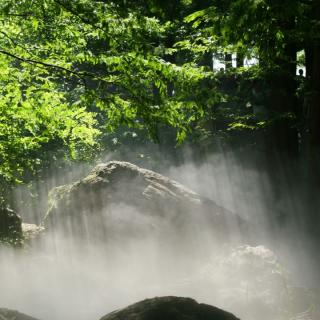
[1, 0, 320, 203]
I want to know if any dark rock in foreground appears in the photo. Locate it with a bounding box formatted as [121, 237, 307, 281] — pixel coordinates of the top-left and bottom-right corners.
[44, 161, 247, 240]
[0, 308, 40, 320]
[100, 296, 240, 320]
[0, 206, 22, 245]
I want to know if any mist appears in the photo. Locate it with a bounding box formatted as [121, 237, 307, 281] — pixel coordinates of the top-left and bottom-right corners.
[1, 148, 319, 320]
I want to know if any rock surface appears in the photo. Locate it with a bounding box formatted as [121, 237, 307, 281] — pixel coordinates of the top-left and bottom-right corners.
[44, 161, 245, 236]
[99, 296, 240, 320]
[0, 206, 22, 244]
[0, 308, 40, 320]
[44, 161, 246, 240]
[22, 223, 44, 242]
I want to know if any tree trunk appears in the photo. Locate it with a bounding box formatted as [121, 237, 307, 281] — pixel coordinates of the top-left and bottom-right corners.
[236, 51, 244, 68]
[225, 53, 232, 69]
[304, 2, 320, 186]
[264, 44, 299, 159]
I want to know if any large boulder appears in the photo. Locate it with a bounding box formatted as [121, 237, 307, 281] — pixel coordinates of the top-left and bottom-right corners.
[0, 308, 40, 320]
[44, 161, 246, 240]
[99, 296, 240, 320]
[0, 206, 22, 245]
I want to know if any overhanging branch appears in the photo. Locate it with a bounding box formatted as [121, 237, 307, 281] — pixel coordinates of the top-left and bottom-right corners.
[0, 49, 110, 85]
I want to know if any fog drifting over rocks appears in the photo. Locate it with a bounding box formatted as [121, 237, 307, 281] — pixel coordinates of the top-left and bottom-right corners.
[1, 152, 319, 320]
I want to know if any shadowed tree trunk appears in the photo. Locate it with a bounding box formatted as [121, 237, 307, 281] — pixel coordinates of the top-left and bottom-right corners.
[236, 51, 244, 68]
[261, 9, 299, 160]
[225, 53, 232, 69]
[305, 2, 320, 187]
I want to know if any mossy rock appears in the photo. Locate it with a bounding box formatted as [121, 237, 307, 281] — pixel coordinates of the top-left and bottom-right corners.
[0, 206, 23, 246]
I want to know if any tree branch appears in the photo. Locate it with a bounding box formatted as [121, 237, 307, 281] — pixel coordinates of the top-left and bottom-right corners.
[0, 13, 33, 18]
[0, 31, 34, 55]
[0, 49, 110, 85]
[52, 0, 105, 32]
[0, 49, 82, 74]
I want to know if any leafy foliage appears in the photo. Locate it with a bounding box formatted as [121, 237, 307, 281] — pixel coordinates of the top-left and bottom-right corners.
[0, 50, 100, 203]
[0, 0, 319, 201]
